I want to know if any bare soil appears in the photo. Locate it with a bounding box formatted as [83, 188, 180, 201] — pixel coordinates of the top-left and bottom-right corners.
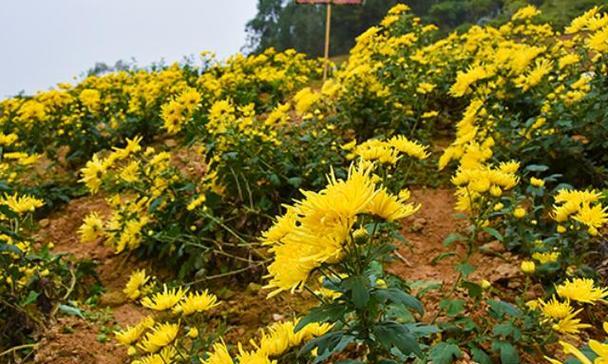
[29, 188, 527, 363]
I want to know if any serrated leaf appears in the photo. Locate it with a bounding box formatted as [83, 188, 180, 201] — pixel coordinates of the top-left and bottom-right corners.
[403, 323, 440, 337]
[373, 322, 422, 358]
[295, 304, 347, 332]
[461, 281, 482, 299]
[344, 275, 369, 309]
[374, 288, 424, 315]
[439, 299, 466, 317]
[499, 342, 520, 364]
[470, 346, 492, 364]
[430, 342, 462, 364]
[493, 322, 514, 337]
[482, 227, 503, 241]
[443, 233, 464, 247]
[456, 262, 476, 277]
[489, 300, 522, 318]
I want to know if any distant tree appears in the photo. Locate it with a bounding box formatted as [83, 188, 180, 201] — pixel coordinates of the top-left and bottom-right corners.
[244, 0, 402, 57]
[86, 58, 135, 76]
[244, 0, 606, 57]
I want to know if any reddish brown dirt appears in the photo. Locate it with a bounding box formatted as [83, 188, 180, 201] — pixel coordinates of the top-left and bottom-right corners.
[29, 195, 315, 364]
[28, 188, 526, 363]
[32, 195, 148, 364]
[391, 188, 522, 320]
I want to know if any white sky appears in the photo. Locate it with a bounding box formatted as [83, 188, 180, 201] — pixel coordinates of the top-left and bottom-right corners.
[0, 0, 258, 97]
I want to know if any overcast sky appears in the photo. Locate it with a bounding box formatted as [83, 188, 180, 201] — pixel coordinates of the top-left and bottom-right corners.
[0, 0, 258, 98]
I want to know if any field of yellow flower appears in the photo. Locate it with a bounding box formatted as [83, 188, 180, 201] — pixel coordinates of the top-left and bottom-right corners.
[1, 4, 608, 364]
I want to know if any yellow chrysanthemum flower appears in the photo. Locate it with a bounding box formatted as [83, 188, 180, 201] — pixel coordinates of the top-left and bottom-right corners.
[141, 285, 187, 311]
[172, 290, 220, 316]
[137, 322, 179, 353]
[539, 296, 572, 319]
[204, 341, 234, 364]
[556, 278, 608, 304]
[115, 316, 155, 345]
[79, 212, 104, 243]
[123, 269, 150, 301]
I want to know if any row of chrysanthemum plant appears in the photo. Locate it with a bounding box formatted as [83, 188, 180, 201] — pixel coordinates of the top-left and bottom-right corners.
[113, 149, 436, 363]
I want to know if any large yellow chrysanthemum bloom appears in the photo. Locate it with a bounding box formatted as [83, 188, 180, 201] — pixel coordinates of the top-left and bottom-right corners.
[556, 278, 608, 304]
[539, 296, 572, 320]
[264, 163, 419, 297]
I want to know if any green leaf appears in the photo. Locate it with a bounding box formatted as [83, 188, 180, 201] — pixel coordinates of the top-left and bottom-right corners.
[345, 275, 369, 309]
[58, 304, 85, 318]
[373, 321, 422, 358]
[403, 323, 440, 337]
[470, 346, 492, 364]
[439, 299, 466, 317]
[493, 322, 515, 337]
[443, 233, 464, 247]
[499, 342, 520, 364]
[456, 262, 476, 277]
[374, 288, 424, 315]
[311, 333, 354, 363]
[287, 177, 303, 188]
[430, 342, 462, 364]
[525, 164, 549, 172]
[489, 300, 522, 318]
[482, 227, 503, 241]
[0, 204, 18, 219]
[268, 173, 281, 186]
[0, 242, 22, 255]
[536, 261, 561, 274]
[20, 291, 39, 306]
[294, 304, 347, 332]
[461, 281, 482, 299]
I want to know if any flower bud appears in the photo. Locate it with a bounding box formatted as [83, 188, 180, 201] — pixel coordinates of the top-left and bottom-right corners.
[521, 260, 535, 274]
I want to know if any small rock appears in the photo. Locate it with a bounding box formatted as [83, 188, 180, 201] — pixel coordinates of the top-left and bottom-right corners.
[507, 280, 521, 289]
[219, 289, 235, 300]
[99, 291, 126, 307]
[39, 219, 50, 228]
[480, 240, 505, 253]
[411, 218, 427, 232]
[272, 313, 284, 322]
[164, 139, 177, 147]
[246, 282, 262, 294]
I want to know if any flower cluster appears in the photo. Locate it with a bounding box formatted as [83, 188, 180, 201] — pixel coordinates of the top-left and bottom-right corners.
[263, 162, 419, 297]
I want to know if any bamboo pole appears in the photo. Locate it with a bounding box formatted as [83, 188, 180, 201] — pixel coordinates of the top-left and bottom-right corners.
[323, 2, 332, 81]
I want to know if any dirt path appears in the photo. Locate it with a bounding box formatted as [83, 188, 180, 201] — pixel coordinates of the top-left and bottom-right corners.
[391, 188, 522, 320]
[33, 196, 144, 364]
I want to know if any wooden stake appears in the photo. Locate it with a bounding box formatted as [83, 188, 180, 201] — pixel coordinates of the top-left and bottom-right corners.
[323, 2, 332, 81]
